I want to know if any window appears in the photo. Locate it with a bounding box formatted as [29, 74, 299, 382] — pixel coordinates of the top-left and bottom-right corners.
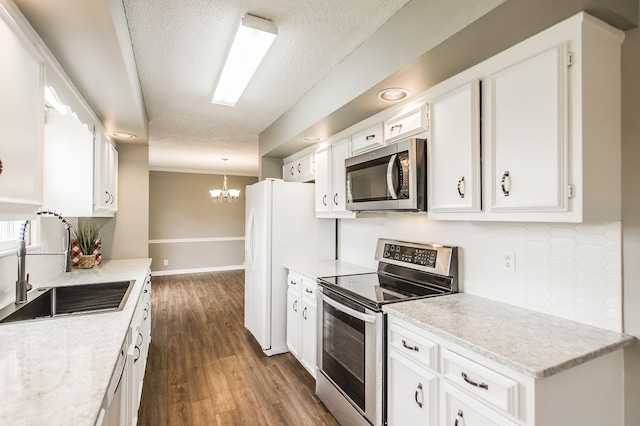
[0, 220, 33, 252]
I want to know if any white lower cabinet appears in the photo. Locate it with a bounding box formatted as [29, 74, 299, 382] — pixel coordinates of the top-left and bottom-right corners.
[387, 315, 625, 426]
[286, 271, 318, 378]
[97, 271, 152, 426]
[388, 351, 438, 426]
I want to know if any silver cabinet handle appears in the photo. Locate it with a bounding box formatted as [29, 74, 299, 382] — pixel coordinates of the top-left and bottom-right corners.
[457, 176, 465, 198]
[461, 372, 489, 390]
[303, 306, 307, 320]
[333, 193, 338, 206]
[293, 300, 297, 312]
[290, 166, 294, 176]
[297, 163, 301, 173]
[144, 307, 149, 320]
[0, 158, 3, 175]
[455, 409, 464, 426]
[414, 383, 423, 408]
[134, 345, 141, 363]
[289, 280, 297, 285]
[500, 171, 511, 196]
[305, 288, 313, 294]
[391, 124, 403, 134]
[386, 154, 398, 200]
[402, 339, 419, 352]
[322, 194, 327, 206]
[365, 134, 376, 140]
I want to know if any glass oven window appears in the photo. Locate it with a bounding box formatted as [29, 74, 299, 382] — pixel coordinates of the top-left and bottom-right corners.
[322, 301, 366, 411]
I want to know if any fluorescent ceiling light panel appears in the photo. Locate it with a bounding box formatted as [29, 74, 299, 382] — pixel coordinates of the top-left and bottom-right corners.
[212, 15, 277, 106]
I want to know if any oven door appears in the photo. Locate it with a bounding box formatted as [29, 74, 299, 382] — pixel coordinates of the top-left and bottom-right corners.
[316, 287, 383, 426]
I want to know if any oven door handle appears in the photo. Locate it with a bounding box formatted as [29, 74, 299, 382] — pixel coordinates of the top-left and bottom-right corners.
[386, 154, 398, 200]
[323, 294, 376, 323]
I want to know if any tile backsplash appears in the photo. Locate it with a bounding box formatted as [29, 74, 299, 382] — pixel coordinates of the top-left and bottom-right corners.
[339, 216, 622, 332]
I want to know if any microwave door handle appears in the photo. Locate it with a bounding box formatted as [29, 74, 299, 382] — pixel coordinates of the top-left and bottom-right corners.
[322, 294, 376, 323]
[386, 154, 398, 200]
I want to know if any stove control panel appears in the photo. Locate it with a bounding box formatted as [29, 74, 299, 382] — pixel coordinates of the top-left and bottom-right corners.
[375, 238, 457, 278]
[382, 243, 437, 268]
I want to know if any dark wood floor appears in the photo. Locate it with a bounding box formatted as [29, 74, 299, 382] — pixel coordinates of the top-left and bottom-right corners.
[138, 270, 339, 426]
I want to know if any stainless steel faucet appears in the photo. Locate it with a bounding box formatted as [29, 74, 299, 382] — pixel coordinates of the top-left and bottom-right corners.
[16, 210, 73, 304]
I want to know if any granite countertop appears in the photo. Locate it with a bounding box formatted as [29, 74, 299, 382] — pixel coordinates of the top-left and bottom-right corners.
[284, 259, 375, 279]
[0, 258, 152, 426]
[384, 293, 636, 379]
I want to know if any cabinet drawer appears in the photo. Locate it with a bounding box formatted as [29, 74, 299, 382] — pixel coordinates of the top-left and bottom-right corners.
[442, 349, 519, 419]
[388, 319, 439, 371]
[385, 103, 429, 143]
[351, 123, 383, 155]
[301, 279, 316, 300]
[287, 273, 302, 289]
[443, 381, 518, 426]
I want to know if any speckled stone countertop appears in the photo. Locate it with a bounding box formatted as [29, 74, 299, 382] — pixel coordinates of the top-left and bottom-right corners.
[384, 293, 636, 379]
[0, 258, 152, 426]
[284, 259, 374, 279]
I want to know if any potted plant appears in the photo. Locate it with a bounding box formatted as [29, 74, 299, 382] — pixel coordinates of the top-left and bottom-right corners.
[73, 221, 100, 268]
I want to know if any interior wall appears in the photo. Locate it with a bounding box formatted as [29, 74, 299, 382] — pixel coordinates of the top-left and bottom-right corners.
[108, 143, 149, 260]
[148, 171, 257, 274]
[621, 6, 640, 423]
[340, 217, 622, 332]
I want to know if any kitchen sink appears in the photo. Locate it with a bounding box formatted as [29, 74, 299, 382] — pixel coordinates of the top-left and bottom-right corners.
[0, 280, 134, 324]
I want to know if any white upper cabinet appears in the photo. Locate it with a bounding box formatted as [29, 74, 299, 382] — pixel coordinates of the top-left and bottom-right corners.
[428, 80, 481, 214]
[315, 139, 355, 218]
[93, 133, 118, 215]
[0, 8, 44, 217]
[427, 12, 623, 222]
[489, 44, 568, 213]
[351, 123, 384, 156]
[283, 153, 314, 182]
[385, 103, 429, 144]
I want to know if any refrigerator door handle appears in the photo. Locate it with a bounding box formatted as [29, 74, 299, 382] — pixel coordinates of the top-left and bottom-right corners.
[246, 209, 256, 268]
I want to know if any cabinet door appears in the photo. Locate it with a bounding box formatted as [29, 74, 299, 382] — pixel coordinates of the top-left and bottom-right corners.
[314, 145, 330, 214]
[351, 124, 384, 155]
[286, 287, 300, 358]
[388, 352, 438, 426]
[330, 138, 350, 213]
[0, 12, 44, 215]
[429, 81, 481, 213]
[94, 134, 118, 214]
[442, 381, 518, 426]
[489, 44, 568, 212]
[300, 297, 317, 378]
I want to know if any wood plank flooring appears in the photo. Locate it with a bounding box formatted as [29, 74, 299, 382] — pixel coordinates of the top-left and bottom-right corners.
[137, 271, 339, 426]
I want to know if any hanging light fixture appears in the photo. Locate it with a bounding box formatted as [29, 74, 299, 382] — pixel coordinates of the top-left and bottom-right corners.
[210, 158, 241, 203]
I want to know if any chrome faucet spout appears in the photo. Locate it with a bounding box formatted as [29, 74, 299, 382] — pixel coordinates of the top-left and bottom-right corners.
[15, 210, 73, 304]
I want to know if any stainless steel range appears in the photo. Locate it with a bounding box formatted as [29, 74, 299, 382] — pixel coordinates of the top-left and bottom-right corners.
[316, 238, 458, 426]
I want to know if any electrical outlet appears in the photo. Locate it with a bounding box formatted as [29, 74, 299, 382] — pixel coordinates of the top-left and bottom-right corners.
[502, 251, 515, 273]
[163, 259, 169, 266]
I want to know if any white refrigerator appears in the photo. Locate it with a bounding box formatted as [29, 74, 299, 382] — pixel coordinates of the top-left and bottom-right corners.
[244, 179, 336, 355]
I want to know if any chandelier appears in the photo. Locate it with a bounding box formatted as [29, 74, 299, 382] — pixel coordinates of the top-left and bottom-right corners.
[210, 158, 241, 203]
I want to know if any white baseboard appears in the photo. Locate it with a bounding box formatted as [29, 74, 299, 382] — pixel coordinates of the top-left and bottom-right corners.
[151, 264, 245, 277]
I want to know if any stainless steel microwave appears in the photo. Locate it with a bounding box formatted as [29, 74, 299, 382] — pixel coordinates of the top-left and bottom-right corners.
[345, 138, 427, 212]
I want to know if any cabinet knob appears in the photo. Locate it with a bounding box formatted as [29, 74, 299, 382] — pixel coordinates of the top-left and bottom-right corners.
[414, 383, 423, 408]
[455, 409, 464, 426]
[461, 372, 489, 390]
[457, 176, 465, 199]
[500, 171, 511, 196]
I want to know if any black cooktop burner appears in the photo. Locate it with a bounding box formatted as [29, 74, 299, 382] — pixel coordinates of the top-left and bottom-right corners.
[318, 271, 451, 311]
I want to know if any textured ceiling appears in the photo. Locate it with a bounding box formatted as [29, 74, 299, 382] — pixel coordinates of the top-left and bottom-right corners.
[123, 0, 411, 174]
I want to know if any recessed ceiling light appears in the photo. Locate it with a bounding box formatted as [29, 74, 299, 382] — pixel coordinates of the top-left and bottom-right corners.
[302, 136, 321, 143]
[377, 88, 409, 102]
[111, 132, 136, 139]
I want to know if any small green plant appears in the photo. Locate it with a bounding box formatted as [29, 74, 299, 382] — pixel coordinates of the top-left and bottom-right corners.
[73, 221, 101, 255]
